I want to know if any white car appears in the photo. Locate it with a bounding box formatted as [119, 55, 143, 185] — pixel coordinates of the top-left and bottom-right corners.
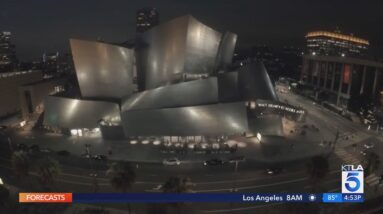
[162, 158, 181, 166]
[153, 184, 163, 191]
[364, 142, 375, 149]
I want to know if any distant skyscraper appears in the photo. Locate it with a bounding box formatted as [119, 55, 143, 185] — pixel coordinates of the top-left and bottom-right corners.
[0, 31, 17, 72]
[305, 30, 369, 58]
[136, 7, 159, 33]
[301, 30, 383, 112]
[43, 52, 59, 76]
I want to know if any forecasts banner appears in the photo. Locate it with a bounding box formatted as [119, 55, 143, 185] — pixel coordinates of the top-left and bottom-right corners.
[19, 193, 364, 203]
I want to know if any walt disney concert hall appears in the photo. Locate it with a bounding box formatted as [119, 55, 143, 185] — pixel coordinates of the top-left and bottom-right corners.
[43, 15, 284, 140]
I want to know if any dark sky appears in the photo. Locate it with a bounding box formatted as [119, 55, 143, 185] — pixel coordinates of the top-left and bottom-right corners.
[1, 0, 382, 60]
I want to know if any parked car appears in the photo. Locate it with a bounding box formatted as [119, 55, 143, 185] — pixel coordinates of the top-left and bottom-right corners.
[360, 149, 371, 156]
[162, 158, 181, 166]
[364, 142, 375, 149]
[28, 144, 40, 153]
[16, 143, 28, 151]
[92, 154, 107, 161]
[57, 150, 70, 156]
[229, 156, 246, 163]
[81, 153, 91, 158]
[40, 148, 52, 153]
[266, 167, 282, 175]
[152, 184, 163, 191]
[203, 158, 226, 166]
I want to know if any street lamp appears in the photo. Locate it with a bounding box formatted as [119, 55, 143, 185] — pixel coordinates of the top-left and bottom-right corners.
[0, 177, 3, 185]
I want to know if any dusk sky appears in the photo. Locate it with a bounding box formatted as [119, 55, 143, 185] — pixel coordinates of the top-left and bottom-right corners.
[1, 0, 382, 60]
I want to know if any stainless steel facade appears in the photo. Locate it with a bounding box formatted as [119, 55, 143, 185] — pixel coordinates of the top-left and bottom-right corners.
[215, 32, 237, 70]
[121, 102, 248, 136]
[238, 62, 278, 101]
[121, 78, 219, 111]
[70, 39, 135, 99]
[44, 96, 120, 129]
[136, 15, 221, 90]
[248, 115, 283, 136]
[48, 16, 284, 139]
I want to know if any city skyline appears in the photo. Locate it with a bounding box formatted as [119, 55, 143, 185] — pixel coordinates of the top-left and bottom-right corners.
[1, 0, 382, 60]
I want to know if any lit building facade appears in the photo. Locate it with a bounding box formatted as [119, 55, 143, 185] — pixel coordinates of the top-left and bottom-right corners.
[0, 71, 43, 117]
[0, 31, 17, 73]
[305, 31, 369, 58]
[44, 15, 284, 140]
[301, 55, 383, 111]
[136, 7, 159, 33]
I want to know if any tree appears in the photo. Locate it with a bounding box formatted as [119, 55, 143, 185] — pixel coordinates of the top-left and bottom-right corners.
[150, 176, 195, 214]
[162, 176, 193, 193]
[107, 162, 136, 213]
[36, 157, 60, 190]
[307, 156, 329, 191]
[0, 185, 10, 207]
[363, 152, 380, 176]
[11, 151, 30, 179]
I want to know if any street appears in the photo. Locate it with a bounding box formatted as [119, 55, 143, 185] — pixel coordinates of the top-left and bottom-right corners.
[1, 90, 383, 213]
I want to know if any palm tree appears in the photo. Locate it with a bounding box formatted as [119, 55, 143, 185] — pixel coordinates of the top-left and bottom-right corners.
[36, 157, 60, 190]
[307, 156, 329, 191]
[11, 151, 30, 180]
[107, 162, 136, 213]
[161, 176, 194, 214]
[162, 176, 193, 193]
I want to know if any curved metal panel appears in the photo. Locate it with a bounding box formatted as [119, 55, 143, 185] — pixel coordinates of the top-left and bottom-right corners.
[238, 62, 278, 101]
[43, 96, 120, 129]
[184, 17, 222, 74]
[215, 32, 237, 70]
[121, 78, 219, 111]
[218, 72, 240, 102]
[70, 39, 135, 99]
[248, 115, 283, 136]
[136, 15, 221, 90]
[121, 102, 248, 136]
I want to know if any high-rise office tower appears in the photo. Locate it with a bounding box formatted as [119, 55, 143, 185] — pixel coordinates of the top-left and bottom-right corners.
[0, 31, 17, 72]
[136, 7, 159, 33]
[305, 30, 369, 58]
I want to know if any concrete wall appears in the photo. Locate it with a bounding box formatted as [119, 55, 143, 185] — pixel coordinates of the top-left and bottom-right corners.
[19, 78, 66, 120]
[0, 71, 42, 118]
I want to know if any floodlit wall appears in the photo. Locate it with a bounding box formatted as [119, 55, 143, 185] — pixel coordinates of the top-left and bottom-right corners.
[121, 102, 248, 136]
[70, 39, 135, 99]
[215, 32, 237, 70]
[136, 15, 221, 89]
[44, 96, 120, 129]
[121, 78, 219, 111]
[238, 62, 278, 101]
[0, 70, 42, 117]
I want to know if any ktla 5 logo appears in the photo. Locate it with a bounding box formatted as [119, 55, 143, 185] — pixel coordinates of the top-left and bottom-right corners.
[342, 165, 364, 194]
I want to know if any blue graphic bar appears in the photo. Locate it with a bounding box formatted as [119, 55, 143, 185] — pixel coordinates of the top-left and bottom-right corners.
[322, 193, 364, 203]
[342, 194, 364, 203]
[323, 193, 343, 203]
[73, 193, 322, 203]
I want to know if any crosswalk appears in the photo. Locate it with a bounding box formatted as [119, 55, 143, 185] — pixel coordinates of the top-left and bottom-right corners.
[334, 148, 383, 196]
[365, 173, 383, 190]
[336, 131, 369, 148]
[335, 148, 361, 165]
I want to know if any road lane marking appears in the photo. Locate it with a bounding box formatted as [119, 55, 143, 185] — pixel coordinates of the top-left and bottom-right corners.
[146, 170, 341, 193]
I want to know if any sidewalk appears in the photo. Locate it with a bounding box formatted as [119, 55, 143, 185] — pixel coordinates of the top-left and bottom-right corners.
[10, 129, 327, 165]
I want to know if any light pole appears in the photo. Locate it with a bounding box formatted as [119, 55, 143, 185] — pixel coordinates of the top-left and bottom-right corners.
[8, 137, 13, 152]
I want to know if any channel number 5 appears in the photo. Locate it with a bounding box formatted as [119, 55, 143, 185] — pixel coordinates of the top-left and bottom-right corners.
[345, 172, 360, 192]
